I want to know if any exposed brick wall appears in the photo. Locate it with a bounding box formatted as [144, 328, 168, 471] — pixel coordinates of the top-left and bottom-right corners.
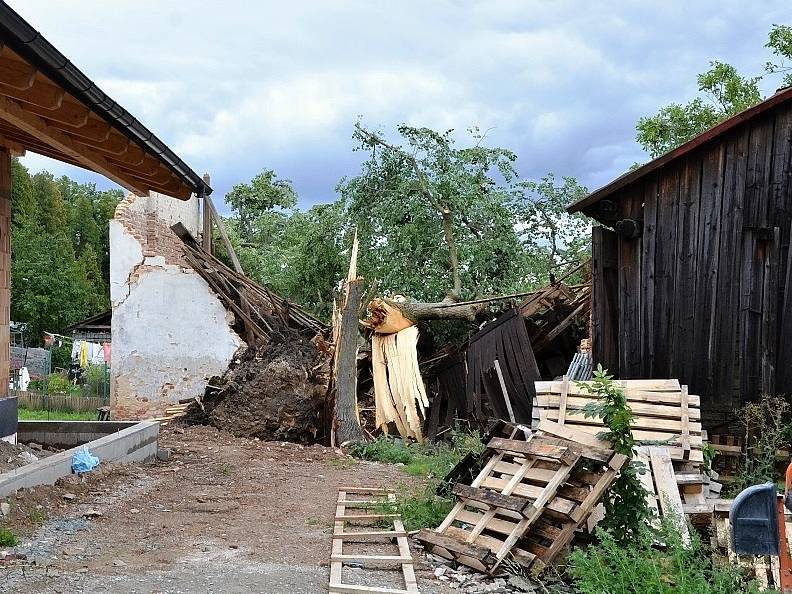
[114, 194, 191, 268]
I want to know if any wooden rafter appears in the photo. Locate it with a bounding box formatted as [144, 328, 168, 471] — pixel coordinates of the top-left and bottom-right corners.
[0, 39, 199, 200]
[0, 94, 149, 195]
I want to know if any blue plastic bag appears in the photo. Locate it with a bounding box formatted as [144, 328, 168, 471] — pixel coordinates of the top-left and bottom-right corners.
[72, 446, 100, 474]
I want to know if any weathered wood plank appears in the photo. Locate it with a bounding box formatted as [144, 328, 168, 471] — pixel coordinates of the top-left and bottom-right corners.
[653, 165, 681, 377]
[640, 174, 658, 376]
[591, 226, 619, 373]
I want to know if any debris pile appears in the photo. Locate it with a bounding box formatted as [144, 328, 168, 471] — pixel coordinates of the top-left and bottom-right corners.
[0, 440, 43, 473]
[173, 223, 332, 444]
[185, 331, 330, 443]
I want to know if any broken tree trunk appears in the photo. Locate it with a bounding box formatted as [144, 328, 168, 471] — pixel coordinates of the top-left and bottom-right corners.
[365, 296, 487, 333]
[334, 277, 366, 445]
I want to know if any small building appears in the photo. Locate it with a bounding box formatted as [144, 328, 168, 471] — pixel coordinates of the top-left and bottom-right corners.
[64, 311, 112, 344]
[568, 86, 792, 426]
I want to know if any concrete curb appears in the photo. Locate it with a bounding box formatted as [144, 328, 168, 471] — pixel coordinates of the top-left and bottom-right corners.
[0, 421, 159, 497]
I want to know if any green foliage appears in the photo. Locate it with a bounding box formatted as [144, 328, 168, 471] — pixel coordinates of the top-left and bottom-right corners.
[10, 160, 119, 345]
[569, 519, 762, 594]
[731, 395, 791, 494]
[45, 373, 73, 395]
[578, 364, 651, 542]
[350, 429, 485, 531]
[511, 174, 591, 286]
[223, 124, 591, 336]
[0, 527, 18, 547]
[766, 24, 792, 86]
[636, 25, 792, 160]
[340, 124, 525, 303]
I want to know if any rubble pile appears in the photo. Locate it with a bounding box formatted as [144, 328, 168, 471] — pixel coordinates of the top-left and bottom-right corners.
[0, 440, 43, 473]
[185, 330, 330, 443]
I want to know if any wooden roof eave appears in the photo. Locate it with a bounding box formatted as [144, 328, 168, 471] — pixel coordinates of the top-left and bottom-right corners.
[0, 34, 200, 200]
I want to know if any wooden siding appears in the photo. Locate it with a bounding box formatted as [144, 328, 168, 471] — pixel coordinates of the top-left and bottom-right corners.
[592, 103, 792, 424]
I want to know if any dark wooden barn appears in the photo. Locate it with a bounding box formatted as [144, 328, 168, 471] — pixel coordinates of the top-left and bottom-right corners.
[568, 86, 792, 427]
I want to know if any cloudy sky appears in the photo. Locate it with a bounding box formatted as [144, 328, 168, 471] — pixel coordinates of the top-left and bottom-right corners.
[8, 1, 792, 211]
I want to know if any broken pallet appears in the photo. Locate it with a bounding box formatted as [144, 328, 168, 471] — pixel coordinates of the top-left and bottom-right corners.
[417, 425, 626, 573]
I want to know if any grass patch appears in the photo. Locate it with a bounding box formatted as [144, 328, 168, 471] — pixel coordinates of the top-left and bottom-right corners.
[569, 519, 763, 594]
[0, 527, 18, 547]
[220, 463, 235, 476]
[327, 456, 357, 469]
[18, 408, 96, 421]
[350, 429, 484, 531]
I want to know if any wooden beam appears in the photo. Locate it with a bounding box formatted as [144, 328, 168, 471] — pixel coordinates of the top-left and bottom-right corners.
[0, 94, 148, 195]
[206, 195, 243, 273]
[0, 148, 9, 397]
[0, 54, 36, 90]
[0, 78, 64, 111]
[202, 173, 212, 251]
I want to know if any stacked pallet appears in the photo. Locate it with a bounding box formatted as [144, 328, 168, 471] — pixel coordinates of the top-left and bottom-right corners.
[416, 423, 627, 573]
[532, 378, 721, 515]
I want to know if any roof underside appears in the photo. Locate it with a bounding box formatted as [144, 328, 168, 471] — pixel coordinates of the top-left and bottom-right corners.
[0, 2, 210, 199]
[568, 85, 792, 215]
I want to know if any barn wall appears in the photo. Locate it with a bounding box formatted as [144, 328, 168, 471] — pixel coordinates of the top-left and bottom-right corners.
[593, 102, 792, 425]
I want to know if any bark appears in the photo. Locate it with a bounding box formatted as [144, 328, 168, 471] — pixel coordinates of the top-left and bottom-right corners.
[365, 296, 487, 333]
[334, 278, 366, 445]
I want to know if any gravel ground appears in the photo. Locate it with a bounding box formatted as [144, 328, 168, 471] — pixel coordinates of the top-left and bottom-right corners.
[0, 425, 460, 594]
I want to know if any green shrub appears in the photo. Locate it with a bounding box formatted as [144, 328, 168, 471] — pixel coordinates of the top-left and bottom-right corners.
[0, 527, 18, 547]
[732, 395, 790, 495]
[46, 372, 73, 395]
[578, 365, 651, 542]
[569, 520, 763, 594]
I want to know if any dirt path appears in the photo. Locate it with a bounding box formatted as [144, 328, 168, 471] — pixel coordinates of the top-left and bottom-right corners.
[0, 425, 455, 594]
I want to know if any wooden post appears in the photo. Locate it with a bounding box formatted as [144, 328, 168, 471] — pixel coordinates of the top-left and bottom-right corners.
[334, 278, 365, 445]
[0, 148, 10, 398]
[778, 496, 792, 593]
[201, 172, 212, 253]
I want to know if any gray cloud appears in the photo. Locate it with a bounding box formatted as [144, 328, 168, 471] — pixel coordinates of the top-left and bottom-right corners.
[9, 1, 792, 212]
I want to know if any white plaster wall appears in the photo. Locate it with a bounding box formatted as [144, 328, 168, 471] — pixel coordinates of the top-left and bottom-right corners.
[129, 192, 201, 236]
[109, 219, 143, 306]
[110, 192, 243, 419]
[112, 269, 242, 417]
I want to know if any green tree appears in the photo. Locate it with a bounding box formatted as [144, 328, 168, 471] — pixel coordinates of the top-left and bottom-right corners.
[225, 169, 297, 238]
[636, 24, 792, 158]
[9, 165, 117, 345]
[339, 124, 525, 303]
[511, 174, 590, 287]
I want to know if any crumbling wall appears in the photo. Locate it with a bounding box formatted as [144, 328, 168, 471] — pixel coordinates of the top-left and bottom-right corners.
[110, 192, 243, 419]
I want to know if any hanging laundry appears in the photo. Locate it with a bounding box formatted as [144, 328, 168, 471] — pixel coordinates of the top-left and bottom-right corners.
[79, 341, 89, 368]
[102, 342, 112, 365]
[19, 366, 30, 391]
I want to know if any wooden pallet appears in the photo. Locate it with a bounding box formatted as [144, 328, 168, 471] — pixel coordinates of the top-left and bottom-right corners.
[635, 446, 691, 545]
[533, 378, 702, 463]
[417, 424, 626, 573]
[330, 488, 419, 594]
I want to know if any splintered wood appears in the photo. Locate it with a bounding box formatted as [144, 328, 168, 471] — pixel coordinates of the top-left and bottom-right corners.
[330, 488, 419, 594]
[416, 424, 627, 573]
[533, 378, 721, 515]
[372, 327, 429, 442]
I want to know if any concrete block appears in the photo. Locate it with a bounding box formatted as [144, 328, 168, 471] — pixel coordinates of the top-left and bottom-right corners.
[0, 421, 159, 497]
